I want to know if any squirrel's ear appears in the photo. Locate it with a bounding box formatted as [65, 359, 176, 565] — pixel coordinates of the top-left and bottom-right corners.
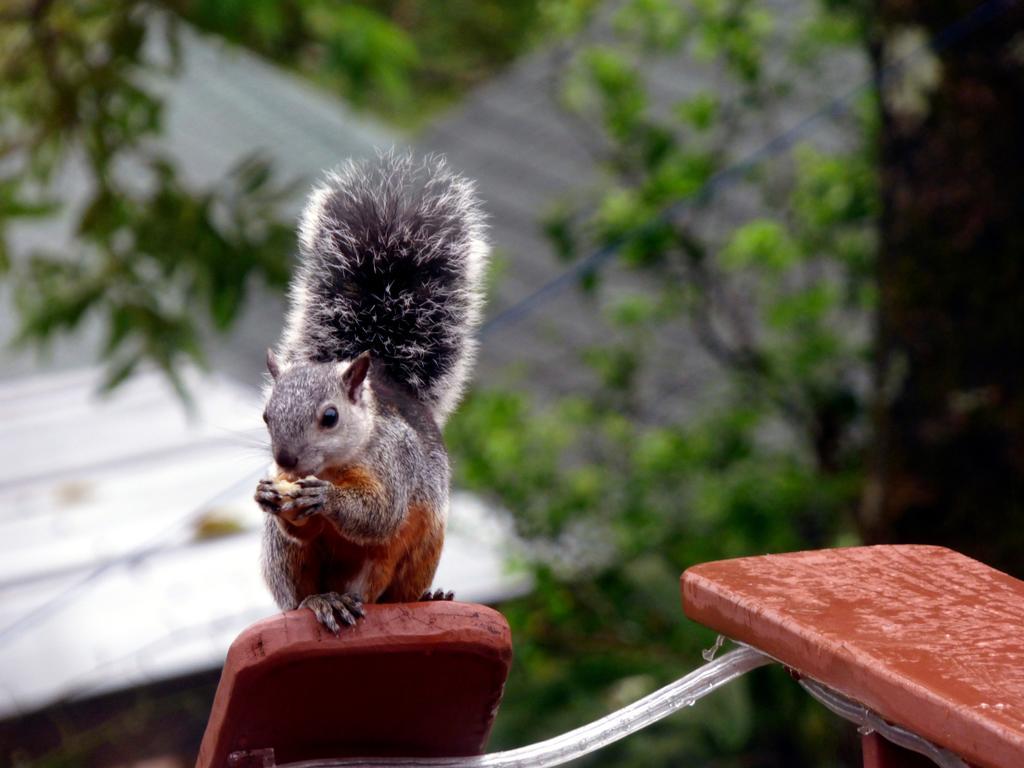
[342, 351, 371, 404]
[266, 349, 281, 380]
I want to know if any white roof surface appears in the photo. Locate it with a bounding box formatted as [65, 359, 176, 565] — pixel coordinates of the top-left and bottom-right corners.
[0, 367, 527, 719]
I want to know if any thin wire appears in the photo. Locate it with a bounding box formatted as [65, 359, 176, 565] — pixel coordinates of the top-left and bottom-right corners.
[480, 0, 1018, 338]
[799, 678, 969, 768]
[270, 648, 970, 768]
[279, 646, 773, 768]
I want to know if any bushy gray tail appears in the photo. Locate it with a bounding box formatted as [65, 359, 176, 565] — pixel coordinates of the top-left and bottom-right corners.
[279, 152, 488, 423]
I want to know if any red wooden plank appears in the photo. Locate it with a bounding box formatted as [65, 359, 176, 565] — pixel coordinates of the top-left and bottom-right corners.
[196, 602, 512, 768]
[681, 545, 1024, 768]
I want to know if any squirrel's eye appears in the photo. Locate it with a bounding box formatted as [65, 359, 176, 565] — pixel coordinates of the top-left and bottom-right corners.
[262, 411, 269, 424]
[320, 406, 339, 429]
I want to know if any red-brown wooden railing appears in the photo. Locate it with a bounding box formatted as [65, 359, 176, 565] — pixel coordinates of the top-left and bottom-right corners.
[199, 546, 1024, 767]
[197, 603, 511, 768]
[682, 545, 1024, 767]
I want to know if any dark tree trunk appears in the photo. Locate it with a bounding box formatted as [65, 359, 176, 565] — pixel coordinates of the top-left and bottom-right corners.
[864, 0, 1024, 576]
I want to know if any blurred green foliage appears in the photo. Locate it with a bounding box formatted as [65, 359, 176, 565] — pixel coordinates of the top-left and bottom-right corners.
[445, 0, 877, 764]
[0, 1, 294, 396]
[177, 0, 601, 126]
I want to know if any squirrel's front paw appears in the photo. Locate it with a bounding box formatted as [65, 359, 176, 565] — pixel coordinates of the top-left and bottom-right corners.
[256, 476, 329, 523]
[300, 591, 365, 634]
[284, 476, 331, 518]
[255, 478, 284, 515]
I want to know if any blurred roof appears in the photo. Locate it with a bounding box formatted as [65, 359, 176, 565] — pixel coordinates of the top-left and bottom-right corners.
[0, 366, 527, 719]
[151, 20, 394, 196]
[416, 49, 608, 396]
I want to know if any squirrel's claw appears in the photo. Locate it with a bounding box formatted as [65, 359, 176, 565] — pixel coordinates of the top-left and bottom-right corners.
[280, 478, 329, 519]
[257, 477, 329, 520]
[279, 494, 324, 517]
[300, 591, 365, 634]
[255, 480, 283, 514]
[420, 588, 455, 602]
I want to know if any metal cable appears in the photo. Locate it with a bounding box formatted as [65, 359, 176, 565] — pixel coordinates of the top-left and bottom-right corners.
[274, 646, 970, 768]
[279, 645, 773, 768]
[799, 677, 969, 768]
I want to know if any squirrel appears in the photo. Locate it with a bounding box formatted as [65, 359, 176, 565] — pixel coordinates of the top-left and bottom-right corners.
[254, 152, 488, 633]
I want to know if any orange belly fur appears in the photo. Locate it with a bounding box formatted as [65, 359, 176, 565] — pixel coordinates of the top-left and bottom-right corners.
[288, 466, 443, 603]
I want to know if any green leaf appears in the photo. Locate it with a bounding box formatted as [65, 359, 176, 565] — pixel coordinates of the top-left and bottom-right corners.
[613, 0, 687, 51]
[720, 219, 799, 272]
[101, 353, 142, 393]
[673, 93, 719, 132]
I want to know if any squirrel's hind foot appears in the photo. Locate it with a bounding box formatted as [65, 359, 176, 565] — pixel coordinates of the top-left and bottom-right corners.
[300, 591, 365, 634]
[419, 589, 455, 601]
